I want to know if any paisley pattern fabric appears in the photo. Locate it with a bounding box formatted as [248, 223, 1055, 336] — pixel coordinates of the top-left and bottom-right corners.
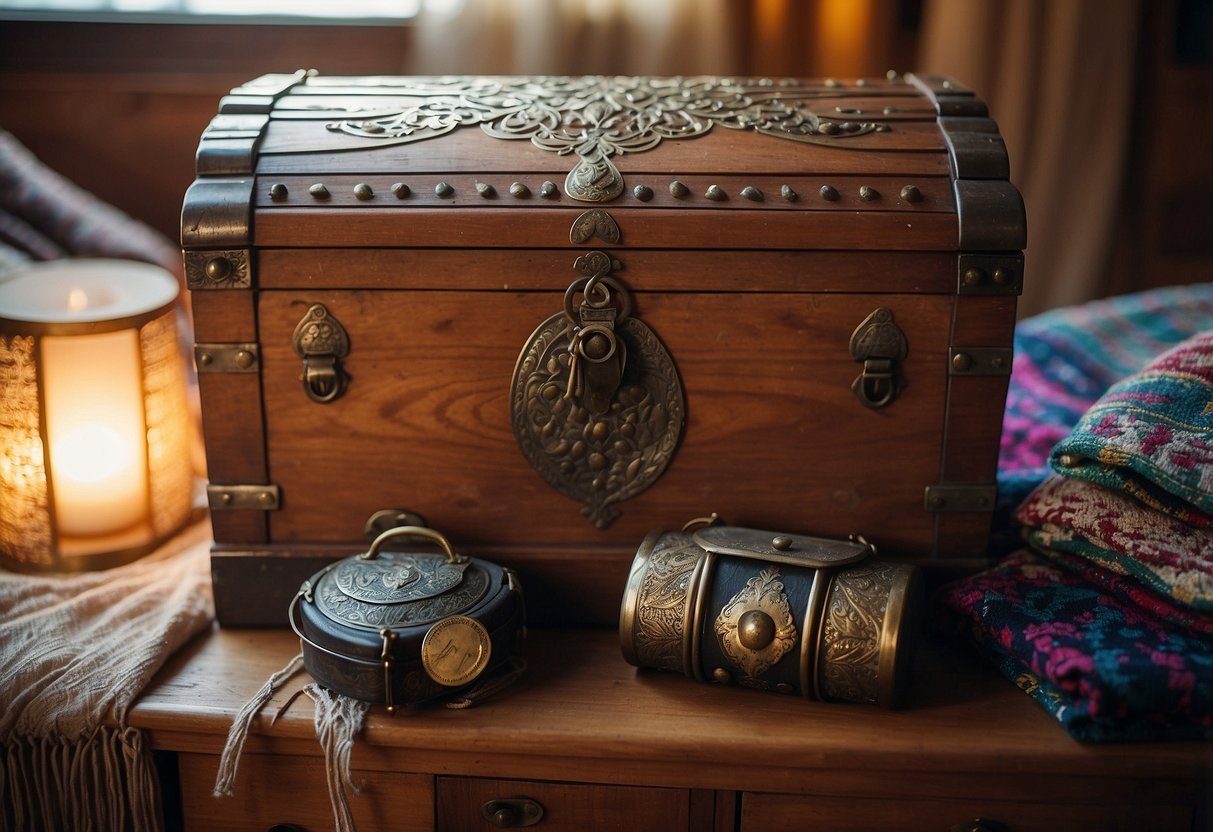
[934, 550, 1213, 743]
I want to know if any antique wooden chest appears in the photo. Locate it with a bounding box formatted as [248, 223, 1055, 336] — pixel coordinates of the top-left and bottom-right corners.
[183, 71, 1024, 627]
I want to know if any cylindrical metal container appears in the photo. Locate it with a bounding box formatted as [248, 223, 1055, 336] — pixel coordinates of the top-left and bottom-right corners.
[620, 521, 922, 708]
[290, 525, 525, 711]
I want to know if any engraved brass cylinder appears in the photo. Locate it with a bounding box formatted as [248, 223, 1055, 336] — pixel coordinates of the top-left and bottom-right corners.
[619, 524, 922, 708]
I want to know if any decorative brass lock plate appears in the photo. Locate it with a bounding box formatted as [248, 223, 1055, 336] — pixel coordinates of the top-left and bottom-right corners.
[849, 307, 908, 408]
[510, 254, 684, 528]
[291, 303, 350, 403]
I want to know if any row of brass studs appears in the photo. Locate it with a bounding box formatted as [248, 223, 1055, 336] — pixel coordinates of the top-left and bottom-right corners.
[273, 180, 924, 205]
[655, 181, 924, 204]
[273, 180, 564, 202]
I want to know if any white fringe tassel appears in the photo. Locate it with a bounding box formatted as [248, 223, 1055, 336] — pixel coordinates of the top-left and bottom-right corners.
[212, 652, 305, 797]
[304, 683, 371, 832]
[1, 726, 163, 832]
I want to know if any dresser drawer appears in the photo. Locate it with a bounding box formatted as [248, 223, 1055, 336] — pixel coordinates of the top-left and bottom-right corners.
[437, 777, 693, 831]
[178, 751, 434, 832]
[740, 792, 1195, 832]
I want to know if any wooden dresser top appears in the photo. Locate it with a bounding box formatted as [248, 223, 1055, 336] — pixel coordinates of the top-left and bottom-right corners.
[128, 627, 1212, 801]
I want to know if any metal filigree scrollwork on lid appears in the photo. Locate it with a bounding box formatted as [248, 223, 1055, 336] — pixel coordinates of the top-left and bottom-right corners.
[510, 253, 684, 528]
[324, 76, 889, 203]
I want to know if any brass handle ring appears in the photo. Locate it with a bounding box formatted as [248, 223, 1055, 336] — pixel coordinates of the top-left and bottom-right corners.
[360, 525, 464, 563]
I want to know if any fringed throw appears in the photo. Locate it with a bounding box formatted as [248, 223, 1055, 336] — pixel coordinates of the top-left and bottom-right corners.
[0, 522, 215, 831]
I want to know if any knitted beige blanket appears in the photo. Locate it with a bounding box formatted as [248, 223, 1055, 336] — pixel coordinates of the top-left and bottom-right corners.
[0, 521, 214, 831]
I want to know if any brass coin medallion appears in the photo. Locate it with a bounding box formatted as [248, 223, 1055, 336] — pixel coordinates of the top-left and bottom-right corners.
[421, 615, 492, 687]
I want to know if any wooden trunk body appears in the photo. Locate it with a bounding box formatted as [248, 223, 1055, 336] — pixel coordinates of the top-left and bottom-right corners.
[183, 72, 1025, 627]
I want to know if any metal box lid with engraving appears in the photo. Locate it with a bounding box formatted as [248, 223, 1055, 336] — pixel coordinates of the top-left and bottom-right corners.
[183, 72, 1024, 626]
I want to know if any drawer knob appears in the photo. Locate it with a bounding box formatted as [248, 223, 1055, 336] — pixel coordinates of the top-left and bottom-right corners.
[482, 797, 544, 828]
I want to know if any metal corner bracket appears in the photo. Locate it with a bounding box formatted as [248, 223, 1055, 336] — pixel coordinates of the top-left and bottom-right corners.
[924, 484, 997, 513]
[207, 484, 281, 511]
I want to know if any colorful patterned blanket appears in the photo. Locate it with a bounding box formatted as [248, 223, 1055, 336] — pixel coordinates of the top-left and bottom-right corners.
[994, 284, 1213, 548]
[938, 290, 1213, 742]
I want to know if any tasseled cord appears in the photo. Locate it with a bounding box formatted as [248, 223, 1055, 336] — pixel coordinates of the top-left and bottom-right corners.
[212, 652, 305, 797]
[212, 652, 371, 832]
[305, 685, 371, 832]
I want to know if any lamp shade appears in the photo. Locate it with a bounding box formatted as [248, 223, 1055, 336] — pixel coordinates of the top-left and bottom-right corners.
[0, 259, 194, 572]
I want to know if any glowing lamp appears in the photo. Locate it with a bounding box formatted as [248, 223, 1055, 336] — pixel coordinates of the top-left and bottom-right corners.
[0, 260, 194, 572]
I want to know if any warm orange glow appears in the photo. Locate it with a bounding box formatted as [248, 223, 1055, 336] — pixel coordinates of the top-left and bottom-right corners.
[756, 0, 789, 45]
[817, 0, 873, 79]
[43, 329, 149, 539]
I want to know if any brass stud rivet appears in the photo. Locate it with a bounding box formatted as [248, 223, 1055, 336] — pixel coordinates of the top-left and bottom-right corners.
[308, 183, 330, 200]
[269, 183, 288, 200]
[712, 667, 732, 684]
[390, 182, 410, 199]
[705, 184, 727, 201]
[204, 257, 231, 281]
[825, 78, 839, 88]
[669, 180, 689, 198]
[741, 185, 764, 202]
[258, 492, 275, 507]
[992, 267, 1011, 285]
[233, 349, 254, 370]
[197, 352, 213, 367]
[928, 494, 946, 510]
[952, 352, 973, 372]
[771, 535, 793, 551]
[633, 184, 653, 201]
[886, 69, 899, 81]
[991, 355, 1006, 371]
[859, 185, 880, 201]
[780, 184, 798, 202]
[775, 683, 795, 695]
[475, 181, 496, 198]
[1057, 453, 1082, 468]
[900, 184, 922, 203]
[856, 78, 867, 87]
[819, 184, 839, 201]
[510, 182, 530, 198]
[963, 267, 986, 287]
[884, 105, 899, 115]
[353, 183, 374, 201]
[942, 80, 954, 90]
[540, 180, 558, 198]
[738, 610, 777, 650]
[220, 492, 233, 505]
[435, 181, 454, 197]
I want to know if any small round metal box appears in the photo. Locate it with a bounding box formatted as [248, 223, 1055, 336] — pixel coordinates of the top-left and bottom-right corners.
[290, 526, 524, 710]
[619, 520, 922, 708]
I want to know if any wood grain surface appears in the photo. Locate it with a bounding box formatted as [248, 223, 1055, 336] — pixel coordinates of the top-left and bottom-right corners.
[129, 628, 1211, 813]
